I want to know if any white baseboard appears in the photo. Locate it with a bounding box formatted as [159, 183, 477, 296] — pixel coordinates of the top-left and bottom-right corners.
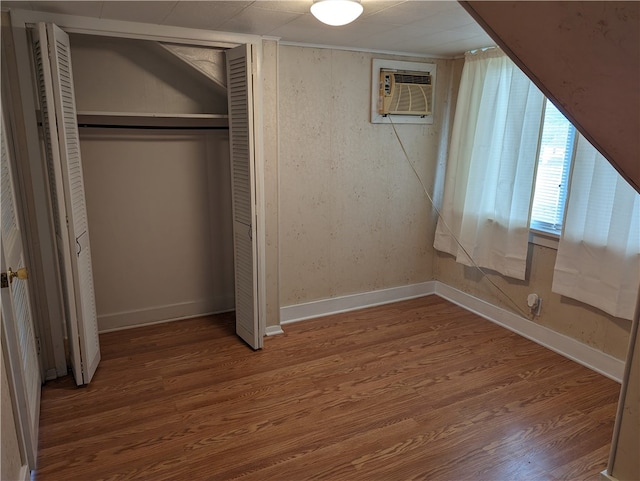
[600, 470, 617, 481]
[280, 281, 437, 325]
[20, 466, 30, 481]
[277, 281, 624, 382]
[435, 282, 625, 383]
[98, 300, 234, 332]
[265, 325, 285, 336]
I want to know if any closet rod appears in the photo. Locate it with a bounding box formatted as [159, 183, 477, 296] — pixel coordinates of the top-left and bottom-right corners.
[77, 123, 229, 130]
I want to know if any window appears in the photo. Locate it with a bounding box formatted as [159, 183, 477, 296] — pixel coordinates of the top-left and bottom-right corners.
[529, 100, 576, 235]
[435, 48, 640, 317]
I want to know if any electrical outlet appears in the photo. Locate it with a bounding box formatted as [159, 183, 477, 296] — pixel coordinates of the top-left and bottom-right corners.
[527, 293, 542, 316]
[532, 297, 542, 316]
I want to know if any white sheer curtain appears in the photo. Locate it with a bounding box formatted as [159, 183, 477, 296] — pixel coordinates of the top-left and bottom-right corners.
[433, 48, 544, 280]
[553, 136, 640, 320]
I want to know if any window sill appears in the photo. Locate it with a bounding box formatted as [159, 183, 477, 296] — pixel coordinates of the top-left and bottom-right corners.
[529, 229, 559, 249]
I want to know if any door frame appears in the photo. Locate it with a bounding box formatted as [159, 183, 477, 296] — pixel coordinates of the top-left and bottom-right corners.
[8, 8, 268, 369]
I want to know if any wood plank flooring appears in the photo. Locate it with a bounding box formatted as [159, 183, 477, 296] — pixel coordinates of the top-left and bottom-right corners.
[34, 296, 620, 481]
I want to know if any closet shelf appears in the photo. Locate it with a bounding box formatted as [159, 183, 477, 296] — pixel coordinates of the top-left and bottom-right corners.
[76, 111, 229, 128]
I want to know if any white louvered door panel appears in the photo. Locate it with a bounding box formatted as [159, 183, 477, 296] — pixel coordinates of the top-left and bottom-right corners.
[1, 104, 41, 467]
[32, 25, 83, 385]
[1, 126, 19, 254]
[39, 23, 100, 384]
[226, 44, 261, 349]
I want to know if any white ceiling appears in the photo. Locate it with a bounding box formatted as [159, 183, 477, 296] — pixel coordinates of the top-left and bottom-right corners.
[2, 1, 495, 56]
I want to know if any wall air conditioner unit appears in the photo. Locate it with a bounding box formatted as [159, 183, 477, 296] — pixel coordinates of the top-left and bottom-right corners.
[378, 69, 432, 116]
[371, 59, 435, 124]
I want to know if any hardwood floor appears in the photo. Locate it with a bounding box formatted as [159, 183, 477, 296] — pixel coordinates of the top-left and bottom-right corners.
[35, 296, 620, 481]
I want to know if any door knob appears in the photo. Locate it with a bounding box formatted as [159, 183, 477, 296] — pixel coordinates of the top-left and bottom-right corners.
[1, 267, 28, 288]
[8, 267, 28, 281]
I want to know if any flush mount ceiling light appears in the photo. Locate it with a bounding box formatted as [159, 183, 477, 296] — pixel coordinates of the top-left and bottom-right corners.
[310, 0, 364, 26]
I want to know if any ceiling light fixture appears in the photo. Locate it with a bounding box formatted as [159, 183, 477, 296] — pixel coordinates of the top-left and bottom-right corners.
[310, 0, 364, 27]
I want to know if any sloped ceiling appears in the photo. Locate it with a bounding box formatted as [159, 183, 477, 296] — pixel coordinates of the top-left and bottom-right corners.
[462, 1, 640, 192]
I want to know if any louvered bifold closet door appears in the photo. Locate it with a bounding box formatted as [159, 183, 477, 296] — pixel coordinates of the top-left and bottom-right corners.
[226, 44, 261, 349]
[35, 23, 100, 385]
[1, 106, 41, 467]
[32, 24, 83, 385]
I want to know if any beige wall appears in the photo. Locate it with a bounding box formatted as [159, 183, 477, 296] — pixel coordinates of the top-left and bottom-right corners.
[69, 33, 227, 115]
[435, 245, 632, 361]
[70, 34, 234, 331]
[80, 130, 234, 331]
[278, 46, 459, 307]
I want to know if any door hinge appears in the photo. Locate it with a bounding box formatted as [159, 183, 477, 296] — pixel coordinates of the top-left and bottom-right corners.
[36, 337, 41, 355]
[1, 273, 8, 289]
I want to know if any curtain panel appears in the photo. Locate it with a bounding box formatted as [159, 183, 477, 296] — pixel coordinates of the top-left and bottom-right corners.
[433, 48, 544, 280]
[553, 136, 640, 320]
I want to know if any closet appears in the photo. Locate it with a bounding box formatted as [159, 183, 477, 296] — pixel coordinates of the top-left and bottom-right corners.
[3, 15, 263, 472]
[29, 21, 262, 388]
[69, 33, 235, 333]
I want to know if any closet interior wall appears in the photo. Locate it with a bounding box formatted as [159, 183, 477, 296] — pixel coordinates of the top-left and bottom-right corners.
[69, 33, 234, 332]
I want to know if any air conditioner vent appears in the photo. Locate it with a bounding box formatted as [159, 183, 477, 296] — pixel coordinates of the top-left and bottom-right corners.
[378, 69, 433, 116]
[392, 73, 431, 85]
